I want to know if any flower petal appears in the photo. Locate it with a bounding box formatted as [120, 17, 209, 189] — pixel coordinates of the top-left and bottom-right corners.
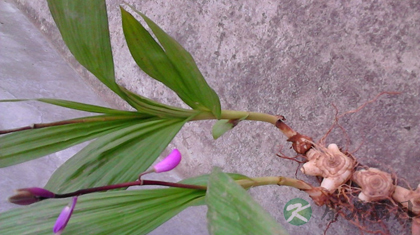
[153, 149, 182, 173]
[53, 197, 78, 234]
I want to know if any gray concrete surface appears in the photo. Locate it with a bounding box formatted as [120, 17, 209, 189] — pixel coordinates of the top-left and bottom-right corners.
[0, 0, 111, 212]
[2, 0, 420, 234]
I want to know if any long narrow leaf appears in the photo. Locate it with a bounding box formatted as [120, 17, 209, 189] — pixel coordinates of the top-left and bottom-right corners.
[121, 7, 221, 117]
[0, 115, 147, 167]
[0, 95, 197, 119]
[137, 10, 221, 118]
[45, 118, 187, 192]
[120, 8, 187, 101]
[0, 187, 205, 235]
[0, 173, 253, 235]
[120, 87, 197, 118]
[0, 98, 138, 115]
[206, 168, 288, 235]
[46, 0, 125, 96]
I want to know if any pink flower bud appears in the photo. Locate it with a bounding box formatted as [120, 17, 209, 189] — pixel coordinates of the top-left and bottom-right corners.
[153, 149, 182, 173]
[53, 197, 78, 234]
[8, 187, 55, 205]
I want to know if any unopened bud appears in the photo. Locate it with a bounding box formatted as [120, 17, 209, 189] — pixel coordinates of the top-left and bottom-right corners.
[8, 187, 55, 205]
[153, 149, 182, 173]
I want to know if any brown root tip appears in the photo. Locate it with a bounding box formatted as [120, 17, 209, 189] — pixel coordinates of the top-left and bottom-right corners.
[275, 115, 286, 121]
[304, 187, 330, 206]
[275, 118, 297, 138]
[228, 119, 241, 127]
[288, 134, 313, 154]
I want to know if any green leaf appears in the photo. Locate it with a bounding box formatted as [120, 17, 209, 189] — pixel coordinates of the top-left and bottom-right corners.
[120, 87, 197, 118]
[0, 187, 205, 235]
[45, 118, 187, 193]
[212, 120, 234, 139]
[46, 0, 125, 98]
[206, 168, 288, 235]
[0, 98, 138, 115]
[0, 115, 147, 167]
[211, 115, 247, 139]
[0, 97, 196, 119]
[121, 7, 221, 118]
[0, 173, 255, 235]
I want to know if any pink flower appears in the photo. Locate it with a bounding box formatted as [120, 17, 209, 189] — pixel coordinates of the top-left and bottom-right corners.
[53, 197, 78, 234]
[153, 149, 182, 173]
[8, 187, 55, 205]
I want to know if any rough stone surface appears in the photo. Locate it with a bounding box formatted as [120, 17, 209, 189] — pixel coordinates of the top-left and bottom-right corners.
[3, 0, 420, 234]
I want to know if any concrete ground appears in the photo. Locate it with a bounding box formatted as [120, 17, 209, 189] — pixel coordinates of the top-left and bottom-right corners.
[0, 0, 107, 210]
[1, 0, 420, 234]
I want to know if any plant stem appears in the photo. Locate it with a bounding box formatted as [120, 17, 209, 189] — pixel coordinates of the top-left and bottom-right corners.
[54, 180, 206, 198]
[236, 176, 313, 190]
[193, 110, 308, 143]
[192, 110, 280, 125]
[53, 176, 313, 199]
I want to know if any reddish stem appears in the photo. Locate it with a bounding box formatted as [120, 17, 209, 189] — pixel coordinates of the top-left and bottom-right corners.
[54, 180, 206, 199]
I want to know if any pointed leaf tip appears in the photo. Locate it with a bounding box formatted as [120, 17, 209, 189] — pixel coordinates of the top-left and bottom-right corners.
[121, 6, 221, 117]
[212, 115, 247, 139]
[212, 119, 236, 140]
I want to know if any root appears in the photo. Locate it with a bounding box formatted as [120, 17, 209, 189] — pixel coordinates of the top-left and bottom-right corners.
[276, 146, 306, 178]
[276, 153, 306, 164]
[319, 103, 351, 150]
[349, 133, 367, 155]
[337, 91, 400, 120]
[320, 91, 400, 152]
[306, 152, 414, 234]
[275, 91, 416, 234]
[322, 184, 411, 235]
[305, 150, 415, 234]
